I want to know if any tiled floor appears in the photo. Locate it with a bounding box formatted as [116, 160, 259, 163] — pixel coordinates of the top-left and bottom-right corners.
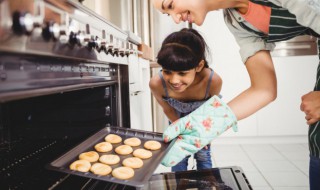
[155, 143, 310, 190]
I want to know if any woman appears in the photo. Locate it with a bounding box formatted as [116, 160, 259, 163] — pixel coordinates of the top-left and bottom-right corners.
[152, 0, 320, 189]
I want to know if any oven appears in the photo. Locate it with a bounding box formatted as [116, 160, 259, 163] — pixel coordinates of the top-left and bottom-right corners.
[0, 1, 252, 189]
[0, 0, 133, 189]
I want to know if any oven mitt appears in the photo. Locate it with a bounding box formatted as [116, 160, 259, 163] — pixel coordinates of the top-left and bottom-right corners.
[161, 95, 238, 167]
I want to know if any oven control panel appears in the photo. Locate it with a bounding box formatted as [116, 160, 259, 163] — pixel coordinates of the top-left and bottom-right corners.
[0, 0, 139, 65]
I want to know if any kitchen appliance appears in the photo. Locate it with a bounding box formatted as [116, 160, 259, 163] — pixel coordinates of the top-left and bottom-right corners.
[0, 0, 136, 189]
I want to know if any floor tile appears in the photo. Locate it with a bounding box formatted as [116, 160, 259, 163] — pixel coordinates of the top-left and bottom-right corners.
[253, 187, 273, 190]
[212, 150, 250, 161]
[215, 160, 258, 172]
[246, 150, 286, 161]
[211, 144, 243, 152]
[262, 171, 309, 186]
[241, 144, 277, 152]
[253, 160, 299, 172]
[281, 151, 309, 161]
[273, 187, 309, 190]
[244, 171, 270, 187]
[291, 160, 309, 176]
[272, 144, 306, 152]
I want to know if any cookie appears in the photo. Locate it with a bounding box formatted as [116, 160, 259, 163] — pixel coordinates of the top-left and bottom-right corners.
[122, 157, 143, 169]
[144, 140, 161, 150]
[94, 142, 113, 153]
[90, 163, 112, 176]
[99, 154, 120, 165]
[133, 148, 152, 159]
[69, 160, 91, 172]
[124, 137, 141, 147]
[79, 151, 99, 162]
[115, 145, 133, 155]
[105, 134, 122, 144]
[112, 167, 134, 180]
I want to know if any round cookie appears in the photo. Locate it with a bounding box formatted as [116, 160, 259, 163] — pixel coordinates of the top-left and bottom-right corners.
[70, 160, 91, 172]
[90, 163, 112, 176]
[105, 134, 122, 144]
[144, 140, 161, 150]
[79, 151, 99, 162]
[133, 148, 153, 159]
[115, 145, 133, 155]
[112, 167, 134, 180]
[124, 137, 141, 147]
[99, 154, 121, 165]
[122, 157, 143, 169]
[94, 142, 113, 153]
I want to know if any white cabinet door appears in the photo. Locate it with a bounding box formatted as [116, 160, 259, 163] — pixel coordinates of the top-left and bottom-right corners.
[129, 58, 153, 132]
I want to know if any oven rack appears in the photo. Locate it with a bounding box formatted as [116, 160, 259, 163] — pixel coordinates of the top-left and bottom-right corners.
[0, 138, 83, 189]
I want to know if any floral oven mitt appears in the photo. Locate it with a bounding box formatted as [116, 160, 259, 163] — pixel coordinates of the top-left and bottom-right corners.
[162, 95, 238, 167]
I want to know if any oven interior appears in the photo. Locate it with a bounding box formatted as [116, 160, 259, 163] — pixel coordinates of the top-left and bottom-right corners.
[0, 85, 130, 189]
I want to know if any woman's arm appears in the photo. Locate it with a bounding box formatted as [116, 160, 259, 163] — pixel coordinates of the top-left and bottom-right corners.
[228, 50, 277, 120]
[149, 75, 180, 122]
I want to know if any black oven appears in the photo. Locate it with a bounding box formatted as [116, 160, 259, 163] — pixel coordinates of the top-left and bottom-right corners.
[0, 0, 133, 189]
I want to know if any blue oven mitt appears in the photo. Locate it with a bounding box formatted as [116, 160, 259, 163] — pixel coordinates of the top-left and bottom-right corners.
[161, 95, 238, 167]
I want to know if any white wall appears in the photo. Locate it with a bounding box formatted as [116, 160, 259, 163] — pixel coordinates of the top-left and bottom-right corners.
[195, 10, 318, 139]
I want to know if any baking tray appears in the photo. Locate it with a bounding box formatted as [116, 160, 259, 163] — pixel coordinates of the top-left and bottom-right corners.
[47, 126, 175, 187]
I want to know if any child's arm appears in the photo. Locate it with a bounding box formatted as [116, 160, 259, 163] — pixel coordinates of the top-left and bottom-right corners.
[208, 71, 222, 97]
[149, 75, 180, 122]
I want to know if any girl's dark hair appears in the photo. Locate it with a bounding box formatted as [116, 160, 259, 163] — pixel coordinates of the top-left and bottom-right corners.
[157, 28, 210, 71]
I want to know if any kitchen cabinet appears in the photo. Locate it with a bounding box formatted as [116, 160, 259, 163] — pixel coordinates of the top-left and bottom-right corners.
[129, 58, 153, 132]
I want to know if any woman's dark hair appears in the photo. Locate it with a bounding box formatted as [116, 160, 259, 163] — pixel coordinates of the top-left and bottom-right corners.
[157, 28, 210, 71]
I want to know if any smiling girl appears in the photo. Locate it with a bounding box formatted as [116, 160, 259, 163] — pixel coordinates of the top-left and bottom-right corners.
[149, 28, 222, 171]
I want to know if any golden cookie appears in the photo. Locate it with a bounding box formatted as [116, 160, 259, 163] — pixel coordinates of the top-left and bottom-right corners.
[70, 160, 91, 172]
[94, 142, 113, 152]
[115, 145, 133, 155]
[124, 137, 141, 147]
[99, 154, 120, 165]
[105, 134, 122, 144]
[90, 163, 112, 176]
[144, 140, 161, 150]
[133, 148, 152, 159]
[122, 157, 143, 169]
[112, 167, 134, 180]
[79, 151, 99, 162]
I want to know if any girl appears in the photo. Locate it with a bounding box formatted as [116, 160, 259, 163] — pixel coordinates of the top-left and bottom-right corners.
[149, 28, 222, 171]
[152, 0, 320, 189]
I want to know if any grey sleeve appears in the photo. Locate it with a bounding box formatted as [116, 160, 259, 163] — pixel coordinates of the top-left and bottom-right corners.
[223, 9, 275, 63]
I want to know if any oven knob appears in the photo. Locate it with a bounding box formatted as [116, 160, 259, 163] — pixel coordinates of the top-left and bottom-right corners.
[12, 11, 34, 35]
[42, 21, 60, 41]
[88, 36, 98, 50]
[98, 30, 107, 53]
[119, 41, 126, 57]
[68, 31, 79, 46]
[106, 34, 114, 55]
[125, 42, 130, 57]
